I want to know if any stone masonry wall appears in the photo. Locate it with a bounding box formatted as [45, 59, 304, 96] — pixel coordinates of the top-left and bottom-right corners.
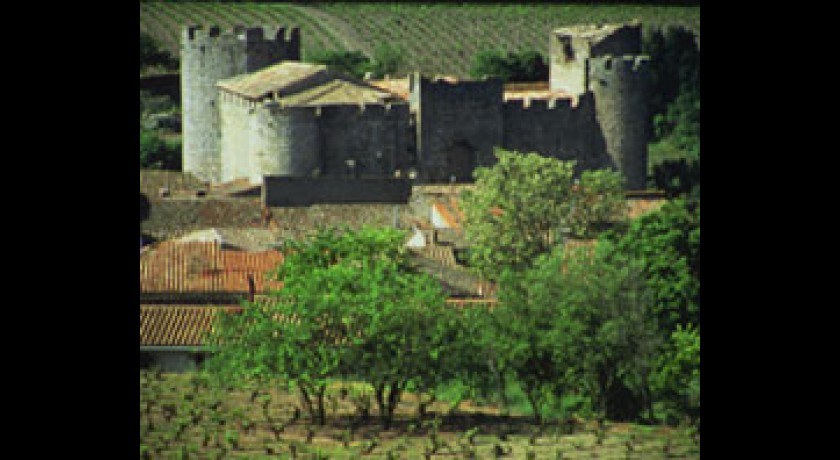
[412, 76, 504, 182]
[252, 103, 321, 184]
[181, 26, 299, 184]
[318, 104, 413, 178]
[589, 55, 650, 190]
[263, 177, 412, 206]
[501, 93, 614, 173]
[219, 92, 254, 183]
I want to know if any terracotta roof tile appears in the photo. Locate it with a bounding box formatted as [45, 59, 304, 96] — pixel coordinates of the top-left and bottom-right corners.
[139, 305, 242, 347]
[140, 241, 284, 294]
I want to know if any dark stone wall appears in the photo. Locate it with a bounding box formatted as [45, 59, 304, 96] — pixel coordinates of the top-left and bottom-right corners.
[262, 177, 412, 207]
[317, 104, 413, 178]
[413, 77, 504, 182]
[501, 93, 615, 173]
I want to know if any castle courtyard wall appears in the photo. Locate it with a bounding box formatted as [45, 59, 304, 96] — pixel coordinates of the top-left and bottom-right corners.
[317, 104, 412, 178]
[501, 94, 614, 173]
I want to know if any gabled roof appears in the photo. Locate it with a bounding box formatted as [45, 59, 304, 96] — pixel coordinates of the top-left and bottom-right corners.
[140, 305, 242, 347]
[217, 61, 329, 100]
[217, 61, 403, 106]
[140, 241, 284, 295]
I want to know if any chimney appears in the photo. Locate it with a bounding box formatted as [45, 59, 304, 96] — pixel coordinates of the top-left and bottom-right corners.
[247, 274, 255, 303]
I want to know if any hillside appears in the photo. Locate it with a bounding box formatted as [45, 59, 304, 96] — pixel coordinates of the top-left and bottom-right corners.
[139, 2, 700, 78]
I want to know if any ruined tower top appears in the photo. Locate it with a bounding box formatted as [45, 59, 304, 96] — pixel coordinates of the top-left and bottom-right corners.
[549, 21, 642, 95]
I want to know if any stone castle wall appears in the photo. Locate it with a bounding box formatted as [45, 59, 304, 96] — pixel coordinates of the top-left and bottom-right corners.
[219, 94, 413, 184]
[317, 104, 413, 178]
[410, 75, 504, 182]
[184, 22, 651, 193]
[589, 55, 650, 190]
[501, 94, 613, 173]
[181, 26, 299, 183]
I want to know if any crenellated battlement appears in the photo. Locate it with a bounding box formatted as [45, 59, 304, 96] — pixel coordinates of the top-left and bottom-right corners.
[589, 55, 650, 77]
[503, 97, 573, 111]
[183, 25, 300, 47]
[187, 22, 653, 189]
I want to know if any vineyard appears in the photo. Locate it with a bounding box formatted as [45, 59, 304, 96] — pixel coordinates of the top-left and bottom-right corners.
[139, 2, 700, 78]
[140, 370, 701, 459]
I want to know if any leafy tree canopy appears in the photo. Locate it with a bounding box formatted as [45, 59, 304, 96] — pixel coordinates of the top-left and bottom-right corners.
[469, 49, 548, 82]
[461, 148, 625, 280]
[599, 197, 700, 337]
[304, 45, 403, 80]
[496, 241, 660, 422]
[206, 226, 456, 428]
[140, 32, 176, 73]
[140, 129, 181, 170]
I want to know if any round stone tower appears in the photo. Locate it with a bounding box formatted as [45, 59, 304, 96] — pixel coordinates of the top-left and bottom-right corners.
[589, 55, 650, 190]
[250, 103, 321, 184]
[180, 25, 300, 183]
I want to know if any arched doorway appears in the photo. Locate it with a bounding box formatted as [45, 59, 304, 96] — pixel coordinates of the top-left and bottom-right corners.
[445, 140, 476, 182]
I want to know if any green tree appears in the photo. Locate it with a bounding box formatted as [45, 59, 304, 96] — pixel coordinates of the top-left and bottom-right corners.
[305, 49, 371, 79]
[599, 198, 700, 337]
[140, 32, 176, 73]
[492, 265, 576, 423]
[140, 129, 181, 170]
[509, 242, 660, 422]
[461, 148, 625, 280]
[469, 50, 548, 82]
[643, 26, 700, 127]
[598, 198, 699, 424]
[368, 43, 403, 78]
[650, 323, 700, 424]
[206, 226, 454, 428]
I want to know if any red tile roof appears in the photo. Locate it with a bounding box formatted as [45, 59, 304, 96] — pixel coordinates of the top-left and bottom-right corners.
[139, 304, 242, 347]
[140, 241, 284, 294]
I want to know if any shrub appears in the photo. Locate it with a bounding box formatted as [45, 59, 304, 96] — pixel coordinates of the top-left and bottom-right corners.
[469, 49, 548, 82]
[140, 129, 181, 170]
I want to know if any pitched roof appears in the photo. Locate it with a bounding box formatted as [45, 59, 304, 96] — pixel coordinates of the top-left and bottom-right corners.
[217, 61, 329, 100]
[276, 78, 400, 107]
[367, 77, 410, 100]
[139, 241, 284, 294]
[140, 305, 242, 347]
[217, 61, 403, 106]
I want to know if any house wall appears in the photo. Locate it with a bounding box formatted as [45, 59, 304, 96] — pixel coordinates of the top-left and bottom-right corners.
[262, 176, 412, 206]
[141, 351, 205, 373]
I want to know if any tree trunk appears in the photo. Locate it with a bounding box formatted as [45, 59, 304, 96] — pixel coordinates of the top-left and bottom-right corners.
[299, 386, 316, 424]
[523, 382, 542, 425]
[315, 386, 327, 426]
[386, 380, 403, 427]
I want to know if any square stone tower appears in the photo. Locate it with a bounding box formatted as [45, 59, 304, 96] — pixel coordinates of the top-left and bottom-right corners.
[549, 22, 642, 95]
[549, 22, 650, 190]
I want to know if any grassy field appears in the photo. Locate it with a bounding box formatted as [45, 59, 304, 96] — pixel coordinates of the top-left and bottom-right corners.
[140, 370, 700, 459]
[139, 2, 700, 78]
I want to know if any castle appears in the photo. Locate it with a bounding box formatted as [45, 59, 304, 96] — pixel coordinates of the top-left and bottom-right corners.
[181, 22, 650, 191]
